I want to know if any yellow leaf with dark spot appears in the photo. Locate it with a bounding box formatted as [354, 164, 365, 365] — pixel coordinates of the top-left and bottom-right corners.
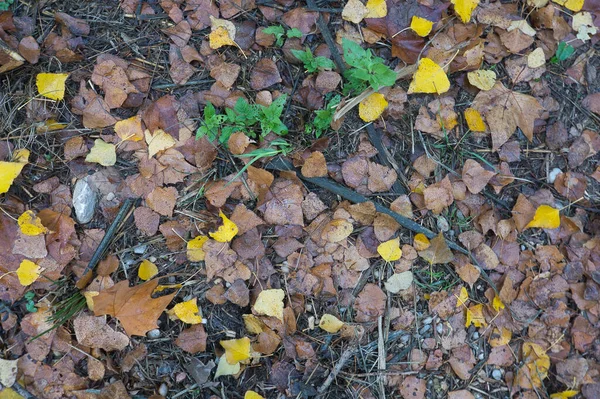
[408, 58, 450, 95]
[221, 337, 251, 365]
[364, 0, 387, 18]
[169, 298, 203, 324]
[17, 260, 41, 286]
[0, 149, 29, 194]
[187, 235, 209, 261]
[451, 0, 480, 23]
[359, 93, 388, 122]
[410, 16, 434, 36]
[138, 260, 158, 281]
[465, 303, 487, 327]
[464, 108, 486, 132]
[253, 289, 285, 321]
[36, 72, 69, 100]
[377, 238, 402, 262]
[526, 205, 560, 229]
[85, 139, 117, 166]
[489, 327, 511, 347]
[319, 314, 344, 333]
[17, 210, 48, 236]
[209, 211, 239, 243]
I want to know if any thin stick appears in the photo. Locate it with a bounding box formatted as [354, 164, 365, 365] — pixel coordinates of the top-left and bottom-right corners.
[317, 344, 358, 396]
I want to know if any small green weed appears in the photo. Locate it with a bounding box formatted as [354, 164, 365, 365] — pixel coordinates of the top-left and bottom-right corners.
[231, 138, 292, 182]
[551, 41, 575, 64]
[341, 38, 397, 94]
[306, 94, 340, 138]
[24, 291, 37, 313]
[0, 0, 14, 11]
[262, 25, 302, 47]
[291, 47, 335, 73]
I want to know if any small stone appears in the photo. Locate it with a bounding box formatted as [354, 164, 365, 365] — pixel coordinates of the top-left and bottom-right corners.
[478, 352, 484, 360]
[436, 324, 443, 334]
[147, 329, 160, 339]
[422, 317, 433, 325]
[72, 178, 97, 224]
[472, 332, 479, 340]
[106, 192, 115, 201]
[492, 369, 502, 380]
[133, 244, 147, 254]
[419, 324, 431, 335]
[436, 216, 450, 232]
[158, 383, 168, 396]
[547, 168, 562, 184]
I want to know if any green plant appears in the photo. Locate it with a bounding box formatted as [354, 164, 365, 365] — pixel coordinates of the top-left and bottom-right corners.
[551, 41, 575, 64]
[262, 25, 302, 47]
[196, 95, 288, 145]
[306, 95, 341, 138]
[291, 48, 335, 73]
[231, 138, 292, 182]
[24, 291, 37, 313]
[341, 38, 397, 93]
[0, 0, 14, 11]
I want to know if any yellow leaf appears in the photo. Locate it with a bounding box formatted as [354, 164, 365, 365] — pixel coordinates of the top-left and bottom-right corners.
[16, 259, 41, 286]
[464, 108, 486, 132]
[492, 295, 505, 312]
[451, 0, 480, 23]
[209, 211, 239, 243]
[17, 210, 48, 236]
[145, 129, 176, 158]
[527, 48, 546, 69]
[187, 235, 209, 261]
[0, 387, 26, 399]
[456, 286, 468, 308]
[253, 289, 285, 321]
[170, 298, 203, 324]
[0, 150, 29, 195]
[138, 260, 159, 281]
[319, 314, 345, 333]
[526, 205, 560, 229]
[36, 72, 69, 101]
[342, 0, 368, 24]
[364, 0, 387, 18]
[465, 303, 487, 328]
[245, 391, 265, 399]
[410, 16, 434, 37]
[214, 353, 241, 377]
[522, 342, 550, 387]
[413, 233, 430, 251]
[83, 291, 99, 311]
[550, 391, 579, 399]
[359, 93, 388, 122]
[114, 115, 144, 142]
[377, 238, 402, 262]
[36, 119, 68, 133]
[209, 16, 237, 50]
[85, 139, 117, 166]
[408, 58, 450, 95]
[243, 314, 266, 334]
[221, 337, 251, 365]
[552, 0, 584, 11]
[489, 327, 512, 347]
[153, 283, 182, 294]
[467, 70, 496, 91]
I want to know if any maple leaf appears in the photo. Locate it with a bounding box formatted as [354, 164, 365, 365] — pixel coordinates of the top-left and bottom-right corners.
[93, 279, 175, 336]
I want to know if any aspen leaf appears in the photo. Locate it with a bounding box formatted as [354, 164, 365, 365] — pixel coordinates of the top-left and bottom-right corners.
[451, 0, 479, 23]
[17, 260, 42, 286]
[413, 233, 430, 251]
[464, 108, 486, 132]
[114, 115, 144, 142]
[552, 0, 583, 11]
[221, 337, 251, 364]
[214, 353, 241, 377]
[321, 219, 354, 242]
[209, 211, 239, 243]
[527, 48, 546, 68]
[522, 342, 550, 387]
[467, 70, 496, 91]
[209, 17, 236, 49]
[408, 58, 450, 95]
[145, 129, 176, 158]
[342, 0, 368, 24]
[465, 303, 486, 327]
[243, 314, 266, 334]
[410, 16, 434, 37]
[245, 391, 265, 399]
[0, 149, 29, 194]
[418, 233, 454, 265]
[138, 260, 158, 281]
[17, 210, 48, 236]
[359, 93, 388, 122]
[85, 139, 117, 166]
[365, 0, 387, 18]
[36, 119, 68, 133]
[0, 358, 19, 387]
[456, 286, 468, 308]
[187, 235, 209, 261]
[377, 238, 402, 262]
[525, 205, 560, 229]
[385, 271, 414, 293]
[319, 314, 345, 333]
[489, 327, 511, 347]
[36, 72, 68, 100]
[253, 289, 285, 321]
[169, 298, 203, 324]
[492, 295, 505, 312]
[550, 391, 579, 399]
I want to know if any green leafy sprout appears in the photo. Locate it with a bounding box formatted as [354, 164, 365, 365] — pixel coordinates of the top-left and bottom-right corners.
[0, 0, 14, 11]
[306, 94, 341, 138]
[291, 47, 336, 73]
[262, 25, 303, 47]
[551, 41, 575, 64]
[341, 38, 397, 94]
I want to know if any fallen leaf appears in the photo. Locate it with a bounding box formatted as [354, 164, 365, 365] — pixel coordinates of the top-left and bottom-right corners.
[359, 92, 388, 122]
[17, 210, 48, 236]
[456, 286, 469, 308]
[145, 129, 177, 158]
[214, 353, 241, 377]
[520, 342, 550, 388]
[419, 233, 454, 265]
[408, 58, 450, 95]
[228, 132, 251, 155]
[527, 48, 546, 68]
[176, 324, 207, 354]
[114, 115, 144, 142]
[526, 205, 560, 229]
[465, 303, 487, 327]
[552, 0, 583, 11]
[36, 72, 68, 100]
[93, 279, 176, 336]
[85, 139, 117, 166]
[451, 0, 480, 23]
[467, 70, 496, 91]
[169, 298, 202, 324]
[354, 283, 386, 322]
[400, 376, 426, 399]
[0, 149, 30, 194]
[492, 295, 505, 312]
[221, 337, 251, 364]
[138, 260, 158, 281]
[462, 159, 495, 194]
[250, 59, 282, 90]
[16, 260, 41, 286]
[253, 289, 285, 321]
[210, 210, 239, 243]
[489, 327, 511, 347]
[413, 233, 430, 251]
[73, 314, 130, 351]
[550, 391, 579, 399]
[146, 186, 178, 217]
[187, 236, 209, 261]
[301, 151, 328, 178]
[342, 0, 368, 24]
[378, 238, 402, 262]
[365, 0, 387, 19]
[385, 271, 414, 293]
[464, 108, 486, 132]
[319, 314, 344, 333]
[321, 219, 354, 243]
[245, 391, 265, 399]
[209, 26, 235, 50]
[0, 359, 18, 388]
[410, 16, 433, 37]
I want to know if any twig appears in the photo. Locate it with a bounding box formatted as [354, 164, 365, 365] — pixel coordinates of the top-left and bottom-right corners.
[11, 382, 40, 399]
[317, 343, 358, 396]
[305, 0, 346, 74]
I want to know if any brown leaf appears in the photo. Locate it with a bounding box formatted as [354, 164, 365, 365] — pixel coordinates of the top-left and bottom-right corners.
[121, 344, 148, 372]
[92, 60, 137, 109]
[301, 151, 327, 178]
[367, 162, 397, 192]
[250, 58, 282, 90]
[134, 206, 161, 236]
[400, 376, 426, 399]
[259, 179, 304, 226]
[55, 12, 90, 36]
[353, 283, 386, 322]
[341, 155, 369, 192]
[253, 329, 281, 354]
[142, 95, 181, 139]
[163, 20, 192, 47]
[18, 36, 40, 64]
[511, 193, 535, 231]
[423, 176, 454, 214]
[203, 239, 247, 282]
[449, 344, 475, 380]
[93, 279, 175, 336]
[455, 261, 480, 288]
[349, 201, 377, 225]
[462, 159, 496, 194]
[176, 324, 208, 354]
[448, 390, 475, 399]
[281, 8, 318, 36]
[373, 213, 400, 241]
[73, 314, 130, 351]
[168, 45, 196, 85]
[228, 132, 251, 155]
[145, 186, 178, 217]
[418, 233, 454, 265]
[582, 92, 600, 115]
[224, 279, 250, 306]
[210, 62, 241, 89]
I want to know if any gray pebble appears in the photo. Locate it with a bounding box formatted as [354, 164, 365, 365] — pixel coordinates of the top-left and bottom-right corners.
[133, 244, 147, 254]
[158, 383, 168, 396]
[492, 369, 502, 380]
[436, 324, 443, 334]
[147, 329, 160, 339]
[423, 317, 433, 325]
[472, 332, 480, 340]
[437, 216, 450, 232]
[419, 324, 431, 335]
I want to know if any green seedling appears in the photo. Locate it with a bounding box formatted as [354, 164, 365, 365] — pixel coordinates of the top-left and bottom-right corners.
[291, 48, 335, 73]
[341, 38, 397, 94]
[262, 25, 302, 47]
[230, 138, 292, 182]
[24, 291, 37, 313]
[551, 41, 575, 64]
[306, 94, 341, 138]
[0, 0, 14, 11]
